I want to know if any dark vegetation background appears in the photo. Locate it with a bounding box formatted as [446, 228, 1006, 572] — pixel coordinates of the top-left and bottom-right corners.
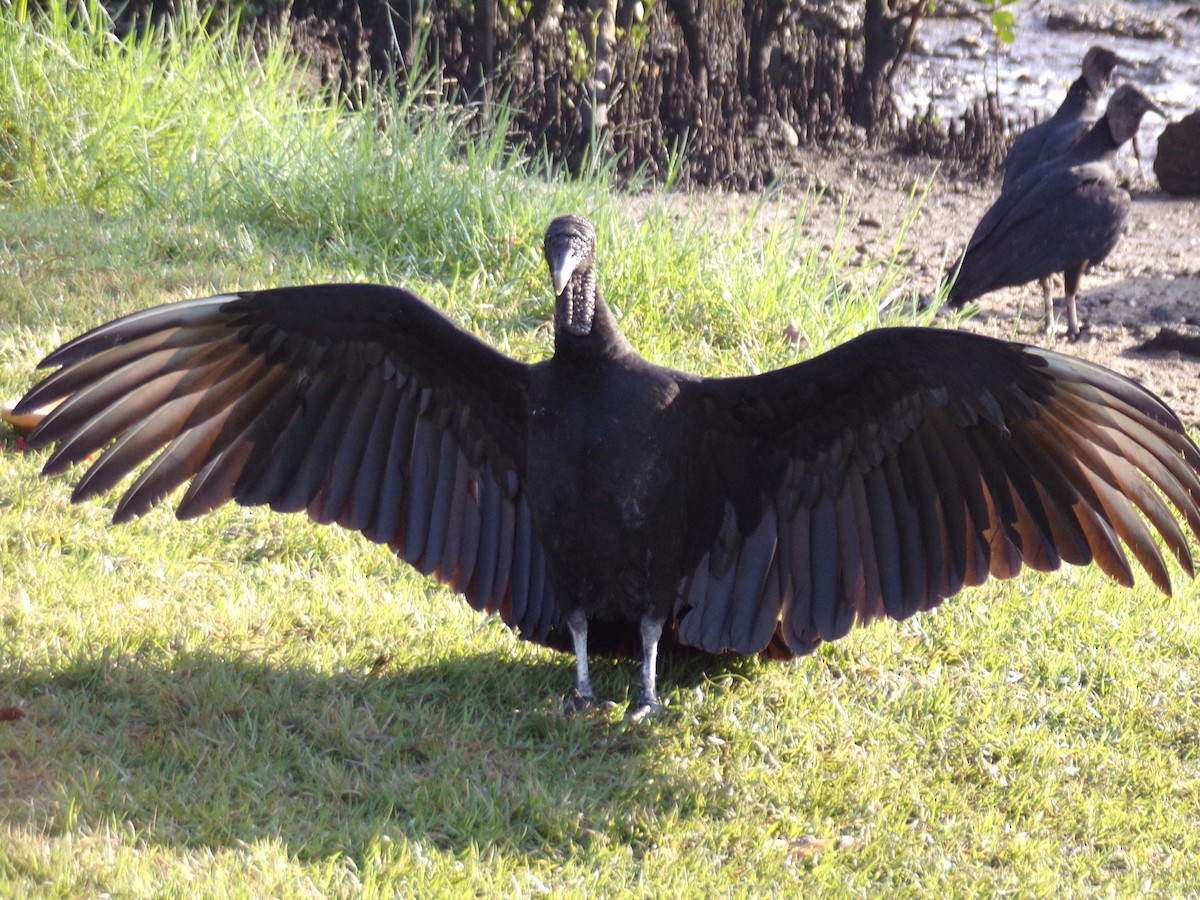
[93, 0, 1013, 189]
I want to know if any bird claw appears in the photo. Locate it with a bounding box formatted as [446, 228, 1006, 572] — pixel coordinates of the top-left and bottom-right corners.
[627, 695, 662, 723]
[562, 689, 596, 715]
[562, 690, 617, 715]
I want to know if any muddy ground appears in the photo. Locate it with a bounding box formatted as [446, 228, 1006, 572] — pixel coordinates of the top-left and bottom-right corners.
[699, 146, 1200, 428]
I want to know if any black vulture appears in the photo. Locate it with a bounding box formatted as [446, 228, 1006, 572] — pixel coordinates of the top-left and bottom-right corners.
[947, 84, 1164, 339]
[15, 213, 1200, 719]
[1001, 46, 1127, 192]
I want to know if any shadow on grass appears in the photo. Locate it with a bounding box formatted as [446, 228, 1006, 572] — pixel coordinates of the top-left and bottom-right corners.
[2, 643, 758, 864]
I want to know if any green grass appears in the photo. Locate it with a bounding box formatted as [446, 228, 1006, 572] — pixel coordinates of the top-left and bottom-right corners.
[3, 2, 1200, 896]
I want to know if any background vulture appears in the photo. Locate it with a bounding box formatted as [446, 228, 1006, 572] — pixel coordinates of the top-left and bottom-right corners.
[947, 84, 1164, 339]
[1001, 45, 1127, 192]
[16, 214, 1200, 719]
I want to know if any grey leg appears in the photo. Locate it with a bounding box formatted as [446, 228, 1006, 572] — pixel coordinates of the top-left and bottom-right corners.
[1063, 262, 1086, 340]
[563, 609, 595, 713]
[1040, 277, 1055, 335]
[1065, 290, 1080, 340]
[629, 615, 665, 722]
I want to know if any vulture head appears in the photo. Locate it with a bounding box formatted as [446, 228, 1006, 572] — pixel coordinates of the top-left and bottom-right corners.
[1105, 83, 1165, 145]
[1081, 46, 1127, 95]
[544, 214, 598, 337]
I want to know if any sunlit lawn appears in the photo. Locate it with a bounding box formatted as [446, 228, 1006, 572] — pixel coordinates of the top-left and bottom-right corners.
[2, 2, 1200, 895]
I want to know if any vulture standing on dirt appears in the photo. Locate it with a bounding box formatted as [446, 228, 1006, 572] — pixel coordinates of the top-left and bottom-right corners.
[947, 84, 1164, 339]
[16, 214, 1200, 719]
[1001, 45, 1127, 192]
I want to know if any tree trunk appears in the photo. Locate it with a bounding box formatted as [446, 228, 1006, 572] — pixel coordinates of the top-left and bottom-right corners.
[471, 0, 496, 109]
[665, 0, 707, 95]
[745, 0, 788, 114]
[585, 0, 619, 135]
[853, 0, 925, 136]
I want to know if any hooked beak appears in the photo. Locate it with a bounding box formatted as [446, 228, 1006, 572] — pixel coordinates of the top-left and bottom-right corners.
[550, 246, 582, 296]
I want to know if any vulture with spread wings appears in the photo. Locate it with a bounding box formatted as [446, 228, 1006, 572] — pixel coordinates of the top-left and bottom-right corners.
[16, 214, 1200, 719]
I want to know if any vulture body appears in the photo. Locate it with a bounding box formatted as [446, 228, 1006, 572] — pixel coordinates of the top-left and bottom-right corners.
[17, 214, 1200, 718]
[1001, 46, 1126, 192]
[948, 84, 1163, 339]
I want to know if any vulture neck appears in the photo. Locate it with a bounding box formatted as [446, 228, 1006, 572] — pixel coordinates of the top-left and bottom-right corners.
[554, 281, 636, 362]
[1056, 76, 1099, 121]
[1069, 115, 1122, 162]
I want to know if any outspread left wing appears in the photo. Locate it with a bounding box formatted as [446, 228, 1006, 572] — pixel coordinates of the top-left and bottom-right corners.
[673, 327, 1200, 657]
[17, 284, 563, 645]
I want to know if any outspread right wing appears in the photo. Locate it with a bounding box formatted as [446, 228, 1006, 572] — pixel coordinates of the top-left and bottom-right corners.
[670, 327, 1200, 659]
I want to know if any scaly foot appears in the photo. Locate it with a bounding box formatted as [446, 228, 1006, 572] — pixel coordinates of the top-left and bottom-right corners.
[627, 694, 663, 723]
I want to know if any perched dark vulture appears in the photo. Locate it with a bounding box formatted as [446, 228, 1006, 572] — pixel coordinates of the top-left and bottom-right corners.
[1002, 46, 1127, 192]
[947, 84, 1164, 339]
[16, 214, 1200, 719]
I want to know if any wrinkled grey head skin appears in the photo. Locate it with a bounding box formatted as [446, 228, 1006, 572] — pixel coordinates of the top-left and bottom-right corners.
[544, 214, 598, 337]
[1105, 83, 1166, 144]
[1081, 46, 1127, 94]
